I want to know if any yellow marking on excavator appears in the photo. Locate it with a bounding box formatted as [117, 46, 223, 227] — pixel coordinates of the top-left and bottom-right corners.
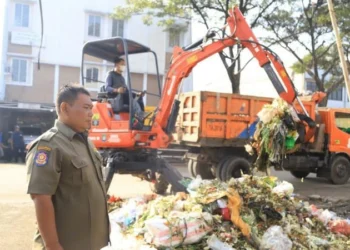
[187, 55, 198, 64]
[280, 70, 287, 78]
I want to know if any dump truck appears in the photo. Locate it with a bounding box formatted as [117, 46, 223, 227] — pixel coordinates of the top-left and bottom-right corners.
[173, 91, 350, 185]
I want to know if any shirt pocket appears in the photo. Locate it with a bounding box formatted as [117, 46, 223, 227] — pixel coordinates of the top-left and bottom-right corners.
[71, 157, 90, 185]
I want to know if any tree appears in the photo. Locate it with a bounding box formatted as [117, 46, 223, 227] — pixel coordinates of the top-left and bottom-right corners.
[113, 0, 279, 93]
[259, 0, 350, 106]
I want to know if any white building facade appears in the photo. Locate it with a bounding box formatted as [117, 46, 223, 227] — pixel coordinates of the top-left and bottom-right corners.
[293, 73, 350, 108]
[0, 0, 192, 106]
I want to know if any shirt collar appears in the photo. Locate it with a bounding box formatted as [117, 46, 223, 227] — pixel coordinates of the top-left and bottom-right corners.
[55, 120, 86, 141]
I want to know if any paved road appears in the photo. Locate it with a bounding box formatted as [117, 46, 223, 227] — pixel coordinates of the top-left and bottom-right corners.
[269, 169, 350, 200]
[0, 163, 349, 249]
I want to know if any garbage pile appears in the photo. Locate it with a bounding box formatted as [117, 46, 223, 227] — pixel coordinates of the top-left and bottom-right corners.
[102, 176, 350, 250]
[246, 98, 301, 172]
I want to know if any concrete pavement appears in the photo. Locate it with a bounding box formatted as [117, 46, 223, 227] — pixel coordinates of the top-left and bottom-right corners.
[0, 163, 349, 249]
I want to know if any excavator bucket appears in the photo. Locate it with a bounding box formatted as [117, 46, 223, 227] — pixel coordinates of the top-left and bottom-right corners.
[156, 158, 188, 193]
[102, 156, 187, 194]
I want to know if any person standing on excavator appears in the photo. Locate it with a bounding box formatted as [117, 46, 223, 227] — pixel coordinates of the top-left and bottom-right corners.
[105, 57, 145, 117]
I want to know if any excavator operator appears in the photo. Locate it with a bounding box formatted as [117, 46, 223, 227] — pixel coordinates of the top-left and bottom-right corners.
[105, 57, 146, 119]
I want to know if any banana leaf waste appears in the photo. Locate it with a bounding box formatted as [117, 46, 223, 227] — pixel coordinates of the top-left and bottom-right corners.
[103, 175, 350, 250]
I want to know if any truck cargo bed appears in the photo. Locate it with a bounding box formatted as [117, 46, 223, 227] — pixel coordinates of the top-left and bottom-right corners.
[173, 91, 317, 147]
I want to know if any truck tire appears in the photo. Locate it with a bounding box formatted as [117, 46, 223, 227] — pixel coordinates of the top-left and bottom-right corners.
[290, 171, 310, 179]
[150, 172, 169, 195]
[216, 156, 232, 181]
[195, 161, 215, 179]
[221, 157, 251, 181]
[329, 156, 350, 185]
[187, 159, 196, 178]
[187, 159, 215, 179]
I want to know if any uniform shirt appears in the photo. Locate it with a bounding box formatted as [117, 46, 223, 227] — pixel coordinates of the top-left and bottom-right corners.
[105, 71, 126, 93]
[26, 120, 109, 250]
[12, 131, 25, 148]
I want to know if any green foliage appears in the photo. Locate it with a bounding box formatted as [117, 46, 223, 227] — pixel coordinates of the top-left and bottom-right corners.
[113, 0, 192, 27]
[260, 0, 350, 100]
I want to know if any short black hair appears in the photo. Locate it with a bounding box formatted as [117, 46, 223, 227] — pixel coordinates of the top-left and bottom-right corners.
[56, 84, 90, 114]
[114, 57, 125, 64]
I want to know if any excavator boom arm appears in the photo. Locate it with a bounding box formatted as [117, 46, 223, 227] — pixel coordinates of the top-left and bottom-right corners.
[155, 7, 300, 131]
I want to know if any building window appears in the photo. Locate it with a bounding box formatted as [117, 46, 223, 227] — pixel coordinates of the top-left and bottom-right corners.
[88, 15, 101, 37]
[86, 67, 99, 83]
[112, 19, 124, 37]
[12, 58, 27, 83]
[14, 3, 29, 27]
[329, 87, 343, 101]
[306, 80, 317, 92]
[168, 30, 181, 48]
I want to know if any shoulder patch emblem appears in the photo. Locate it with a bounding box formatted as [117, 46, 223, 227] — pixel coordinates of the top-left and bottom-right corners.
[37, 146, 52, 151]
[35, 151, 49, 167]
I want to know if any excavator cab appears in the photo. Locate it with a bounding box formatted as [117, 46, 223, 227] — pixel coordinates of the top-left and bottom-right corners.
[80, 37, 187, 194]
[81, 37, 162, 134]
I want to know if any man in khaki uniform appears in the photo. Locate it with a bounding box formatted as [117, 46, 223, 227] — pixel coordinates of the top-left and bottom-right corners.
[26, 85, 109, 250]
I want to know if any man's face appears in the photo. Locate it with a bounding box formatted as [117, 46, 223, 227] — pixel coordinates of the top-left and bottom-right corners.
[115, 60, 126, 73]
[62, 93, 93, 132]
[15, 126, 19, 132]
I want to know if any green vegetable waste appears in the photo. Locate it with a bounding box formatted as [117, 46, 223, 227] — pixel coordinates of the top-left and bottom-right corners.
[108, 175, 350, 250]
[248, 98, 300, 172]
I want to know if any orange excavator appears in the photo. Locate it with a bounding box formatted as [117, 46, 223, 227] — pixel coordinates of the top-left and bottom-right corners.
[81, 7, 315, 193]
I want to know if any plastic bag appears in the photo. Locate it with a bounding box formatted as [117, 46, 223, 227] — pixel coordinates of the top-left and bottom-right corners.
[144, 211, 213, 248]
[318, 209, 337, 225]
[207, 235, 236, 250]
[272, 181, 294, 197]
[244, 144, 254, 155]
[257, 107, 276, 124]
[329, 220, 350, 236]
[261, 226, 292, 250]
[188, 176, 203, 191]
[109, 197, 147, 229]
[108, 222, 156, 250]
[307, 204, 321, 217]
[217, 199, 228, 208]
[308, 235, 329, 247]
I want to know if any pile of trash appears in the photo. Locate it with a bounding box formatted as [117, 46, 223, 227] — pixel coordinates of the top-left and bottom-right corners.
[107, 195, 125, 213]
[102, 176, 350, 250]
[246, 98, 301, 172]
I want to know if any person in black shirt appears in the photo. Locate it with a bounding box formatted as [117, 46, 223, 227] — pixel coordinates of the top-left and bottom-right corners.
[105, 57, 145, 114]
[12, 125, 25, 162]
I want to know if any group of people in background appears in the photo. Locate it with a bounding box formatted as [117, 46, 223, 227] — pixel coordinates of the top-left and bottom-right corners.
[0, 125, 25, 163]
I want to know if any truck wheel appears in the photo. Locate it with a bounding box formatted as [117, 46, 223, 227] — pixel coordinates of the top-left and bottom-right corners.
[290, 171, 310, 179]
[195, 161, 215, 179]
[216, 156, 232, 181]
[187, 159, 196, 178]
[330, 156, 350, 185]
[221, 157, 251, 181]
[188, 159, 215, 179]
[150, 172, 169, 195]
